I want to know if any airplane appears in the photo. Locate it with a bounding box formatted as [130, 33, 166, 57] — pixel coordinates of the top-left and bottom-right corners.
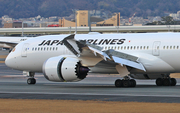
[0, 36, 29, 49]
[5, 32, 180, 87]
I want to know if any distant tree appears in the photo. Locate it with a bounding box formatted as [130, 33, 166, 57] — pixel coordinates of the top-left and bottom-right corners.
[0, 20, 2, 28]
[146, 22, 156, 25]
[146, 21, 164, 25]
[146, 16, 176, 25]
[161, 16, 175, 25]
[1, 0, 180, 18]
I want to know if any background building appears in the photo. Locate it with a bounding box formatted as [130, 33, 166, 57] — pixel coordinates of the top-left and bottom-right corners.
[4, 22, 27, 28]
[59, 10, 120, 27]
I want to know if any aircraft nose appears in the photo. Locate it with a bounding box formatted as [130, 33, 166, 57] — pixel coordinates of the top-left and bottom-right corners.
[5, 53, 17, 69]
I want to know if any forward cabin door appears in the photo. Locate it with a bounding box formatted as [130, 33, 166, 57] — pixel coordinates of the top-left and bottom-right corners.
[152, 41, 161, 56]
[21, 43, 29, 57]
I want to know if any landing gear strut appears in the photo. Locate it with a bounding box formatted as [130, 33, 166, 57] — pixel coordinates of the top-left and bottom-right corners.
[115, 76, 136, 87]
[24, 72, 36, 85]
[156, 78, 176, 86]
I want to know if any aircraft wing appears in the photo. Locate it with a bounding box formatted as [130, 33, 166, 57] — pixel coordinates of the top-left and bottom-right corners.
[0, 41, 18, 48]
[62, 34, 146, 72]
[62, 34, 110, 59]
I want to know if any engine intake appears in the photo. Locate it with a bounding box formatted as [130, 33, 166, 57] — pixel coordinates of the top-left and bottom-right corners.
[43, 56, 89, 82]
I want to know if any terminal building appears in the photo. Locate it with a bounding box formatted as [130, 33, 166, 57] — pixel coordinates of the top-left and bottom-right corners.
[4, 22, 27, 28]
[59, 10, 120, 27]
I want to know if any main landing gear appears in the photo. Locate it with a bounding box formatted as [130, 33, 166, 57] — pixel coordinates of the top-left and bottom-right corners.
[25, 72, 36, 85]
[115, 76, 136, 87]
[156, 78, 177, 86]
[115, 76, 177, 87]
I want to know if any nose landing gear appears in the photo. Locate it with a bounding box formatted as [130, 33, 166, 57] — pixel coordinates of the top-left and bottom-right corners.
[23, 71, 36, 85]
[27, 78, 36, 84]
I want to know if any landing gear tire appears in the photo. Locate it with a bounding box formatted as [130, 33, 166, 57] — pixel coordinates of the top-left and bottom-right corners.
[156, 78, 163, 86]
[156, 78, 176, 86]
[115, 79, 123, 87]
[115, 79, 136, 88]
[122, 80, 130, 87]
[163, 78, 171, 86]
[27, 78, 36, 85]
[170, 78, 177, 86]
[130, 79, 136, 87]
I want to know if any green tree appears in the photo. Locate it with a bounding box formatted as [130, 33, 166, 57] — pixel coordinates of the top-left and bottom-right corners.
[146, 21, 164, 25]
[146, 16, 177, 25]
[161, 16, 175, 25]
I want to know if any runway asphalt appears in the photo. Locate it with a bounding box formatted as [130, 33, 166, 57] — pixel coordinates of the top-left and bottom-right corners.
[0, 50, 180, 103]
[0, 62, 180, 103]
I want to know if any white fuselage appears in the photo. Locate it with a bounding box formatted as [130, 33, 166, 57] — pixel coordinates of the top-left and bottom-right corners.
[5, 33, 180, 74]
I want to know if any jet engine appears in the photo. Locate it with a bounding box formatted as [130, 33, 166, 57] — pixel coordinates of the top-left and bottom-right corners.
[42, 56, 89, 82]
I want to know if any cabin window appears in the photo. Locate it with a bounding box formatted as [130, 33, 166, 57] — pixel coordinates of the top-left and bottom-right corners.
[140, 46, 142, 50]
[163, 46, 165, 49]
[177, 46, 179, 49]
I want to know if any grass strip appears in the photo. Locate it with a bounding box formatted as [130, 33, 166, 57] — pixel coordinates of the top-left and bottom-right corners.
[0, 99, 179, 113]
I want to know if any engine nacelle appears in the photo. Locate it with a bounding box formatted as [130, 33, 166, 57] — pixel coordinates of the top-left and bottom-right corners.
[43, 56, 89, 82]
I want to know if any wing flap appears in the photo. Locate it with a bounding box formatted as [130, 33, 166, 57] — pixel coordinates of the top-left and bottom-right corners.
[106, 49, 138, 62]
[112, 56, 146, 71]
[106, 49, 146, 71]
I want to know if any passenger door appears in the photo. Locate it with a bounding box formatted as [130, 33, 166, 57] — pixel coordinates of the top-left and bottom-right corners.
[21, 43, 29, 57]
[152, 41, 161, 56]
